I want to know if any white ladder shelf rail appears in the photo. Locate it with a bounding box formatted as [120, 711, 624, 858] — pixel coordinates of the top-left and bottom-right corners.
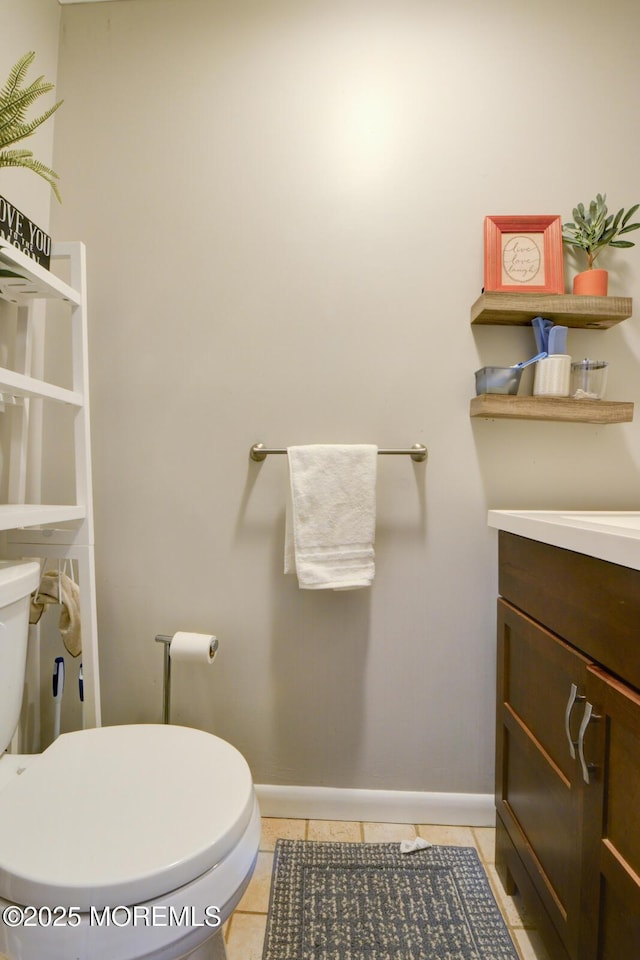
[0, 237, 101, 729]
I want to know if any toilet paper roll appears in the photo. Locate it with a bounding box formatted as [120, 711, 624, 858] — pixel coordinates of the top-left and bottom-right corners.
[169, 631, 218, 664]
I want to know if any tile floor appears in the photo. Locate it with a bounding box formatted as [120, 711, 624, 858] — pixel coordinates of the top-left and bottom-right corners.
[223, 818, 552, 960]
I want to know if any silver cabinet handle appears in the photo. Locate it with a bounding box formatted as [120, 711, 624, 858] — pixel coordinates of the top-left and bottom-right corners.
[577, 701, 601, 784]
[564, 682, 585, 760]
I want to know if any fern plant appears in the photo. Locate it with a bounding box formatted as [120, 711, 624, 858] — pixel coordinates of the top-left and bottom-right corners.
[562, 193, 640, 269]
[0, 51, 63, 202]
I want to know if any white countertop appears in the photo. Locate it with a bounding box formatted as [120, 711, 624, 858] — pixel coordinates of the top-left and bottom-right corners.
[488, 510, 640, 572]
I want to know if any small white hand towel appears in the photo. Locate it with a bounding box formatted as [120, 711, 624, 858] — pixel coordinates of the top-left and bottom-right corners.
[285, 444, 378, 590]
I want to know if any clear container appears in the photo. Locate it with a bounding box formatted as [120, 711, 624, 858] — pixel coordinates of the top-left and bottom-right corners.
[570, 359, 608, 400]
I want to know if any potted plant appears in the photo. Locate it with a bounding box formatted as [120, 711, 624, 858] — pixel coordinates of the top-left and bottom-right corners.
[562, 193, 640, 295]
[0, 51, 63, 202]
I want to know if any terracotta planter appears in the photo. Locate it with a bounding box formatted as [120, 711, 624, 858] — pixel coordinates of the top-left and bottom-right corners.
[573, 268, 608, 296]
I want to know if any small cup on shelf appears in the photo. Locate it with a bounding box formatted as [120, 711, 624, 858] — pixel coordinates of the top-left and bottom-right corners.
[533, 355, 571, 397]
[570, 360, 608, 400]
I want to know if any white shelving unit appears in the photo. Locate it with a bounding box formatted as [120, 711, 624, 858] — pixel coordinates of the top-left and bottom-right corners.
[0, 237, 100, 730]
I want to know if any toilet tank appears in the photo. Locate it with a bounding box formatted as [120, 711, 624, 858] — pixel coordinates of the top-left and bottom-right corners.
[0, 561, 41, 755]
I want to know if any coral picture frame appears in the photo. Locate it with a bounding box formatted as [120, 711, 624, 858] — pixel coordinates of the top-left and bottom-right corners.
[484, 215, 564, 294]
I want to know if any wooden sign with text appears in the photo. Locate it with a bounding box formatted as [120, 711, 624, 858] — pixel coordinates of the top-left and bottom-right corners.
[0, 195, 51, 269]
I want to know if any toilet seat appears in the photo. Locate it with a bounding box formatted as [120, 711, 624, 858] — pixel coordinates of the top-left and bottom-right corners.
[0, 724, 255, 910]
[0, 793, 261, 960]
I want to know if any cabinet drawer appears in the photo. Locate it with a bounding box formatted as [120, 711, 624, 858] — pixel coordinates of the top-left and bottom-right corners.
[496, 601, 589, 957]
[498, 599, 591, 781]
[498, 532, 640, 691]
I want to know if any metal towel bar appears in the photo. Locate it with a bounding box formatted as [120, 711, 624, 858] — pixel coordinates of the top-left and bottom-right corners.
[250, 442, 427, 463]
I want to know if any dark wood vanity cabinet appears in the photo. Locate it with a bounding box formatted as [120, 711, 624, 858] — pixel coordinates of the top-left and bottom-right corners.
[579, 666, 640, 959]
[496, 599, 589, 960]
[495, 532, 640, 960]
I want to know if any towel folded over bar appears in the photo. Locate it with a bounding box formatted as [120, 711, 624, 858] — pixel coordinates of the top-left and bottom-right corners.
[285, 444, 378, 590]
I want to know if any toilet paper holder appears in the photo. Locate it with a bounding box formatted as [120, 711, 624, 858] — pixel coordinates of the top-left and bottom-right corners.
[155, 633, 220, 724]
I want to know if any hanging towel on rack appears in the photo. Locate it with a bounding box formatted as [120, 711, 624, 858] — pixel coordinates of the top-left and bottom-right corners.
[30, 571, 82, 657]
[285, 444, 378, 590]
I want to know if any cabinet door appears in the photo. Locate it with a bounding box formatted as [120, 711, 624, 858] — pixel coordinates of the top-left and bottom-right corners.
[496, 600, 591, 959]
[578, 665, 640, 960]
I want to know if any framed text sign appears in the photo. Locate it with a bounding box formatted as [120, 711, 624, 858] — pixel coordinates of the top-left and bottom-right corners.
[484, 215, 564, 294]
[0, 195, 51, 269]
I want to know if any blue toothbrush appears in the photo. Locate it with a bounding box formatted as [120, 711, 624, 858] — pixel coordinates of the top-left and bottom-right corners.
[512, 351, 548, 369]
[532, 316, 553, 353]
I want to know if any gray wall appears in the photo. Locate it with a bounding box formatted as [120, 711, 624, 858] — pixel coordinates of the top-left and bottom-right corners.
[7, 0, 640, 795]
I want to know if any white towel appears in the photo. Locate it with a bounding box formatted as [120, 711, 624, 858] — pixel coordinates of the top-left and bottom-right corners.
[285, 444, 378, 590]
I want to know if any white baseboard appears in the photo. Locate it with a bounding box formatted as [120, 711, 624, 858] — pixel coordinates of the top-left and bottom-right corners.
[255, 784, 495, 827]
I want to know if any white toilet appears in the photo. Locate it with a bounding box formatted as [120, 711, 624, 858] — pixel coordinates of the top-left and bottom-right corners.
[0, 560, 260, 960]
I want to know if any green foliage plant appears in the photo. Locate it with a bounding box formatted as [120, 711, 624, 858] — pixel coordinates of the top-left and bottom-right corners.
[0, 51, 63, 202]
[562, 193, 640, 270]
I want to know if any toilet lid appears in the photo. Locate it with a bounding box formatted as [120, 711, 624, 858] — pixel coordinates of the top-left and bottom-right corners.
[0, 724, 255, 910]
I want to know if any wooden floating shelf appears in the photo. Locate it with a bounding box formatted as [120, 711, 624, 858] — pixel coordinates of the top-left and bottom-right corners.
[471, 292, 632, 329]
[470, 394, 634, 424]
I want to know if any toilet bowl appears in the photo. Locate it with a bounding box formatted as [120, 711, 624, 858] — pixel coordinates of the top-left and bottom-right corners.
[0, 561, 260, 960]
